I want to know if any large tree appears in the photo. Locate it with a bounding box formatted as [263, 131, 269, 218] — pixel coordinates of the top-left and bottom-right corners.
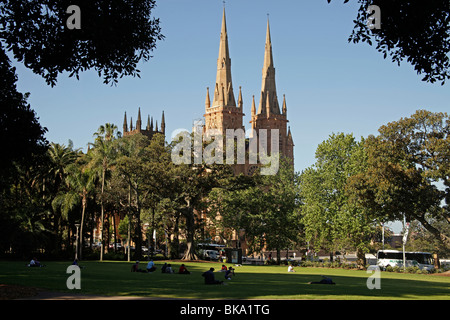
[300, 133, 376, 265]
[0, 0, 164, 86]
[347, 110, 450, 247]
[114, 133, 151, 259]
[88, 124, 120, 260]
[209, 159, 301, 262]
[0, 47, 48, 190]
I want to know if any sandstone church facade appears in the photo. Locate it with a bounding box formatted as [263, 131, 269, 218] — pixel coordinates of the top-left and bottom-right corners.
[203, 8, 294, 176]
[122, 9, 294, 174]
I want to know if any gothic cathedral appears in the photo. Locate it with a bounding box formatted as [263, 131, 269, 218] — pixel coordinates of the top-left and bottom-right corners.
[203, 9, 294, 175]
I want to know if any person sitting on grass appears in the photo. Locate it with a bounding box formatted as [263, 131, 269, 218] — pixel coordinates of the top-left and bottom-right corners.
[146, 260, 156, 272]
[225, 266, 234, 280]
[178, 264, 191, 274]
[131, 261, 145, 272]
[288, 264, 295, 272]
[221, 265, 227, 272]
[202, 267, 223, 285]
[165, 264, 174, 274]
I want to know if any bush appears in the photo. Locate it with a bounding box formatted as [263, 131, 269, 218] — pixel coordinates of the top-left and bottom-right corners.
[331, 261, 341, 268]
[300, 260, 313, 267]
[406, 266, 419, 274]
[393, 266, 402, 273]
[265, 259, 277, 265]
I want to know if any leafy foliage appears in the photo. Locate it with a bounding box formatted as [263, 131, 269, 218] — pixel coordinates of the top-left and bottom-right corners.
[0, 0, 164, 86]
[209, 159, 301, 260]
[0, 46, 48, 186]
[328, 0, 450, 84]
[347, 110, 450, 245]
[300, 133, 376, 263]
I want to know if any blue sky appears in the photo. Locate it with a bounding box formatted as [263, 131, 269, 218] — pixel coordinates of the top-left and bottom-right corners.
[13, 1, 449, 183]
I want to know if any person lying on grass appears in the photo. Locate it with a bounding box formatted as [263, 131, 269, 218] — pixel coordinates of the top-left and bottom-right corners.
[308, 276, 335, 285]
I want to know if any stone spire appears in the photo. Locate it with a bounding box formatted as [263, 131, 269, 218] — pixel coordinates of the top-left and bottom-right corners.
[251, 95, 256, 117]
[213, 8, 236, 108]
[205, 87, 211, 109]
[136, 107, 142, 131]
[238, 86, 243, 112]
[161, 111, 165, 135]
[258, 17, 280, 115]
[123, 111, 128, 133]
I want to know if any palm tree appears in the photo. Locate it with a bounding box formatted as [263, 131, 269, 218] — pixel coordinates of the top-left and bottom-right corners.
[53, 163, 96, 260]
[93, 123, 122, 142]
[46, 141, 79, 192]
[88, 124, 120, 260]
[46, 141, 79, 252]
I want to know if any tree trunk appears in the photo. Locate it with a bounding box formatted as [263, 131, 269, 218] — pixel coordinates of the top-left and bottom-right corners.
[113, 211, 117, 252]
[171, 214, 180, 259]
[79, 195, 87, 260]
[356, 247, 366, 268]
[182, 205, 198, 261]
[134, 184, 143, 260]
[127, 183, 132, 262]
[100, 167, 106, 261]
[127, 216, 131, 262]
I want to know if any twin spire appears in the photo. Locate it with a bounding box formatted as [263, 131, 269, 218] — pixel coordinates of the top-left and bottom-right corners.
[206, 9, 286, 118]
[258, 17, 281, 116]
[211, 8, 236, 108]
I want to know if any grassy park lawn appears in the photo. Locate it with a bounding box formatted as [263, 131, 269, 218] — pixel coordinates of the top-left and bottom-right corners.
[0, 260, 449, 300]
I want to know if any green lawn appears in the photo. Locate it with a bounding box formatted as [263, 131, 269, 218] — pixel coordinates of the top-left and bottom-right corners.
[0, 260, 449, 300]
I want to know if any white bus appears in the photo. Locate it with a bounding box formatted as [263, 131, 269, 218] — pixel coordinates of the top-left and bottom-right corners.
[197, 243, 225, 260]
[377, 250, 435, 271]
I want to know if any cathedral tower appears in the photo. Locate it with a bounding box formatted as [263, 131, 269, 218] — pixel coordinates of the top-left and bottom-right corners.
[250, 18, 294, 163]
[203, 8, 245, 136]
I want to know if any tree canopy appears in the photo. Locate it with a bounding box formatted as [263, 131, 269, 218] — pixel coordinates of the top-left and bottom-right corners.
[0, 0, 164, 86]
[0, 47, 48, 190]
[329, 0, 450, 84]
